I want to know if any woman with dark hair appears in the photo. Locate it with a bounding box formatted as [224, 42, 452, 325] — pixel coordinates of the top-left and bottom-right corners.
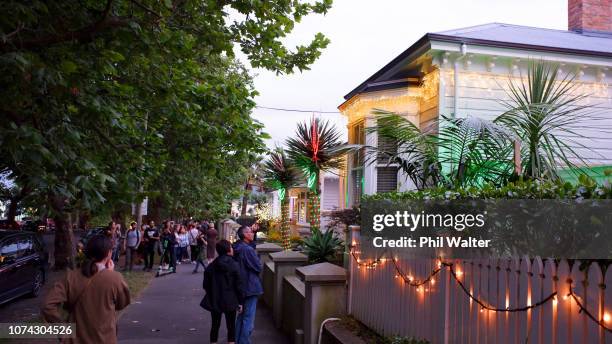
[42, 235, 130, 344]
[202, 239, 244, 344]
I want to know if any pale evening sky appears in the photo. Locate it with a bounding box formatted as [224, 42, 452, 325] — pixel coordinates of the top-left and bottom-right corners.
[242, 0, 567, 148]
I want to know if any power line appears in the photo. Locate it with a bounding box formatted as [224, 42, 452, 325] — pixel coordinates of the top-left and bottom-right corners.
[255, 105, 340, 114]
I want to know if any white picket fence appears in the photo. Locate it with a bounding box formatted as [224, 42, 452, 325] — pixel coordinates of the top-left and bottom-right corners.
[348, 229, 612, 344]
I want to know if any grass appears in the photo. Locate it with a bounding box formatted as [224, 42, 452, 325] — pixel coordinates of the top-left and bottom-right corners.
[120, 269, 155, 301]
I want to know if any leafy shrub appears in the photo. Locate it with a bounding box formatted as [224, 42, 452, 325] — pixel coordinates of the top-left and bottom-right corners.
[303, 228, 343, 263]
[265, 229, 282, 243]
[363, 177, 612, 201]
[326, 206, 361, 230]
[290, 234, 302, 247]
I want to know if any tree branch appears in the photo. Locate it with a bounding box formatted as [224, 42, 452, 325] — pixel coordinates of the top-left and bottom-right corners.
[0, 0, 133, 53]
[129, 0, 161, 18]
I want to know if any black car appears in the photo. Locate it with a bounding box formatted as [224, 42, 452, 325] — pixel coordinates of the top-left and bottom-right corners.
[80, 227, 106, 247]
[0, 230, 48, 305]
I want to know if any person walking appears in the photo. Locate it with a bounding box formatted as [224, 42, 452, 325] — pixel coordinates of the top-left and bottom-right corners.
[123, 222, 141, 272]
[206, 221, 218, 264]
[192, 227, 208, 274]
[105, 221, 121, 264]
[202, 240, 244, 344]
[143, 222, 160, 271]
[233, 226, 262, 344]
[176, 225, 189, 263]
[160, 222, 177, 273]
[42, 235, 130, 344]
[188, 223, 199, 264]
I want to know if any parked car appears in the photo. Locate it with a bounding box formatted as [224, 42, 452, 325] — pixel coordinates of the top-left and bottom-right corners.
[21, 220, 46, 233]
[0, 220, 19, 230]
[0, 230, 48, 305]
[79, 227, 106, 247]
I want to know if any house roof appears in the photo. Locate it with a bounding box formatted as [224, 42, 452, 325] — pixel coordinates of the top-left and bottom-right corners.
[342, 23, 612, 103]
[435, 23, 612, 54]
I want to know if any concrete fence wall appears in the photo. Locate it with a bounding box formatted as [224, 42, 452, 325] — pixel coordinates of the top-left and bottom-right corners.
[348, 226, 612, 344]
[257, 243, 347, 344]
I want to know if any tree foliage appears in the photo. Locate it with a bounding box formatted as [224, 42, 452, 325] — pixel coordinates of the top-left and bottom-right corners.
[0, 0, 332, 268]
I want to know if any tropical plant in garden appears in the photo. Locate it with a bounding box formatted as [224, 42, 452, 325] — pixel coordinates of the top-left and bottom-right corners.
[495, 61, 602, 180]
[286, 118, 355, 232]
[303, 228, 343, 263]
[368, 110, 514, 190]
[262, 148, 301, 250]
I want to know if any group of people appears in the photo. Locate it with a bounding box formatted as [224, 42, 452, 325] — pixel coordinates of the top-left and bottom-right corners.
[104, 219, 218, 273]
[42, 220, 261, 344]
[203, 225, 261, 344]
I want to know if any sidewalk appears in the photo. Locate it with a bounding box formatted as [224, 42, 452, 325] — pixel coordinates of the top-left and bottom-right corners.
[117, 263, 288, 344]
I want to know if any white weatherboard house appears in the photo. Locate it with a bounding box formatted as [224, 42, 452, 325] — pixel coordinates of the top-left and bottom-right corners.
[339, 0, 612, 207]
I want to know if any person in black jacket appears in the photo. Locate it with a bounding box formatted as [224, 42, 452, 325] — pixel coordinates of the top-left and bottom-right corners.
[203, 239, 244, 344]
[160, 222, 177, 273]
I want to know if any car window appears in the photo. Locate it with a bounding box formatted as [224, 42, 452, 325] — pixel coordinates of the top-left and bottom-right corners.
[0, 238, 21, 263]
[18, 237, 33, 256]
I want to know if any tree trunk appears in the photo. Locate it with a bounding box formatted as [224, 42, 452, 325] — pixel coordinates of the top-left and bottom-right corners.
[6, 186, 30, 228]
[6, 198, 19, 228]
[49, 194, 74, 270]
[53, 212, 74, 269]
[280, 197, 291, 250]
[307, 173, 321, 233]
[240, 176, 252, 216]
[78, 211, 91, 230]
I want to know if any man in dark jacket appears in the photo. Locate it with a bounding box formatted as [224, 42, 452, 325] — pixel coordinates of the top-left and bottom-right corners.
[203, 240, 244, 344]
[160, 225, 177, 273]
[233, 226, 262, 344]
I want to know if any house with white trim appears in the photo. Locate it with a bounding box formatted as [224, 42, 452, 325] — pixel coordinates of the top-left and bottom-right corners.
[339, 0, 612, 207]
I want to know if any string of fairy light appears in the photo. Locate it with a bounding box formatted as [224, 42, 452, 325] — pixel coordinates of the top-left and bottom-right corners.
[350, 246, 612, 332]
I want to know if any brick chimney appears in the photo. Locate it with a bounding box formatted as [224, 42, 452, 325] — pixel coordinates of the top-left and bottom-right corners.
[568, 0, 612, 32]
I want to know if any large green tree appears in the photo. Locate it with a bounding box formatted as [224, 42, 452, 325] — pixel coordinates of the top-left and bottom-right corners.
[0, 0, 332, 268]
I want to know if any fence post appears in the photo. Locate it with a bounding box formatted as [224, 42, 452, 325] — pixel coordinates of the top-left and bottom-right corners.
[348, 225, 360, 315]
[444, 259, 451, 344]
[297, 262, 347, 344]
[269, 250, 308, 328]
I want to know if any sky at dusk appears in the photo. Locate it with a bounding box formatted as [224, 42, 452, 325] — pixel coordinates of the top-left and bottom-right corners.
[242, 0, 568, 148]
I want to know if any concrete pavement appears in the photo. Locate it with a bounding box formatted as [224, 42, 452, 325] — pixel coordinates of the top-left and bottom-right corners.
[117, 263, 288, 344]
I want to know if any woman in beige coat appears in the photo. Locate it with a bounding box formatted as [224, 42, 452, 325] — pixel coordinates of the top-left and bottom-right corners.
[42, 235, 130, 343]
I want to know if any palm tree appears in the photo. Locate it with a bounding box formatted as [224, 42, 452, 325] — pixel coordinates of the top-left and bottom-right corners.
[495, 61, 602, 180]
[286, 117, 354, 232]
[368, 110, 513, 189]
[262, 148, 300, 250]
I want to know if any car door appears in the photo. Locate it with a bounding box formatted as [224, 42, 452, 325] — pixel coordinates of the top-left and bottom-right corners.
[16, 235, 37, 291]
[0, 237, 22, 301]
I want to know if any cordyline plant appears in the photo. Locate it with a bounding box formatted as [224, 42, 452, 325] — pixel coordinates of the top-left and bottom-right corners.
[286, 117, 357, 232]
[495, 60, 608, 181]
[262, 148, 300, 250]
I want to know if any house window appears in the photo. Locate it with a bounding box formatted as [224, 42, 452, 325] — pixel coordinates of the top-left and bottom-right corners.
[376, 130, 399, 193]
[349, 122, 365, 205]
[377, 166, 398, 193]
